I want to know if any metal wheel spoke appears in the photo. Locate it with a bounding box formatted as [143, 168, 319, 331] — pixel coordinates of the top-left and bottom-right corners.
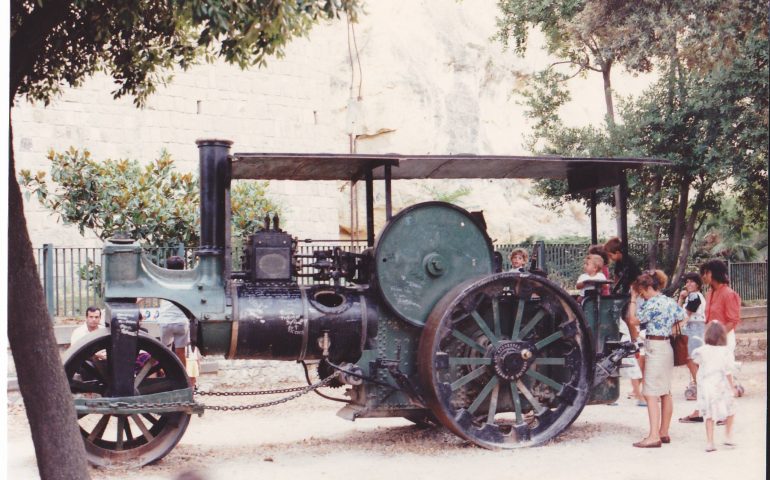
[450, 366, 488, 391]
[468, 377, 499, 414]
[515, 380, 546, 414]
[470, 310, 498, 344]
[525, 369, 564, 391]
[518, 309, 547, 340]
[509, 382, 523, 424]
[511, 299, 525, 340]
[141, 413, 160, 426]
[451, 329, 486, 354]
[448, 357, 493, 366]
[116, 416, 126, 450]
[130, 414, 155, 442]
[87, 415, 111, 442]
[535, 330, 564, 350]
[134, 356, 156, 387]
[486, 383, 500, 424]
[137, 377, 179, 395]
[124, 418, 135, 442]
[492, 297, 501, 338]
[534, 357, 566, 366]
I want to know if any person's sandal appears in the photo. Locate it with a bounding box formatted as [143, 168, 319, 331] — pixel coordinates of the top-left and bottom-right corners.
[678, 414, 703, 423]
[633, 440, 662, 448]
[660, 436, 670, 444]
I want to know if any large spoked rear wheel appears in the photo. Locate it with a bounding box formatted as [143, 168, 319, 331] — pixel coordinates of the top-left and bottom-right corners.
[418, 272, 592, 448]
[64, 334, 191, 467]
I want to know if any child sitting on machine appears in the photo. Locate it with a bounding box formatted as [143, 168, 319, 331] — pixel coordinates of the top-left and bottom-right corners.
[576, 254, 607, 300]
[509, 248, 529, 273]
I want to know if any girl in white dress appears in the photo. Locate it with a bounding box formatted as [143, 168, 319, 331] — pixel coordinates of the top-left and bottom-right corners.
[692, 321, 738, 452]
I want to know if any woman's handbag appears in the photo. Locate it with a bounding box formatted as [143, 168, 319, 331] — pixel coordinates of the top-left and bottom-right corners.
[670, 322, 689, 366]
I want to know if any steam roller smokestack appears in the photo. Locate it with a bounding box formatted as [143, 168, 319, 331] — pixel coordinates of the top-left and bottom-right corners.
[196, 139, 232, 255]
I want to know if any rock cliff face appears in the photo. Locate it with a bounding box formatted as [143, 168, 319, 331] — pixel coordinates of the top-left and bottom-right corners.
[11, 0, 650, 247]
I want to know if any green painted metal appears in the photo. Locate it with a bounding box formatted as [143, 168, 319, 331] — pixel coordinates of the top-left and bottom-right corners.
[199, 320, 233, 356]
[582, 294, 625, 404]
[344, 311, 426, 418]
[374, 202, 494, 327]
[73, 388, 203, 415]
[101, 240, 228, 321]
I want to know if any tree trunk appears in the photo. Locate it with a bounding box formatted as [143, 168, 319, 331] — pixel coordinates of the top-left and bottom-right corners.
[647, 174, 663, 268]
[668, 174, 691, 275]
[601, 62, 615, 124]
[8, 126, 91, 479]
[670, 188, 708, 288]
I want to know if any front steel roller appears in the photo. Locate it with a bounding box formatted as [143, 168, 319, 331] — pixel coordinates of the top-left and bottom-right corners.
[63, 332, 191, 467]
[418, 272, 592, 448]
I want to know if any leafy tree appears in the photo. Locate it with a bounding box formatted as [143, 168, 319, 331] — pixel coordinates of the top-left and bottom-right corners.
[9, 1, 357, 477]
[19, 148, 281, 246]
[498, 0, 768, 286]
[692, 198, 768, 262]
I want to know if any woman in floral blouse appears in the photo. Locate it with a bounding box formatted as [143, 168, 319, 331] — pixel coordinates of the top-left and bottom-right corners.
[627, 270, 686, 448]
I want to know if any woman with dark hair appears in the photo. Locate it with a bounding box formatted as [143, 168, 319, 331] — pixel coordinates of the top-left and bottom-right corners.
[700, 259, 743, 395]
[604, 237, 641, 295]
[678, 272, 707, 399]
[627, 270, 686, 448]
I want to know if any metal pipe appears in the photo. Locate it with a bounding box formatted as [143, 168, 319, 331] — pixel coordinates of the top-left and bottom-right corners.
[365, 167, 374, 247]
[385, 164, 392, 221]
[590, 191, 598, 245]
[617, 172, 629, 259]
[196, 139, 232, 255]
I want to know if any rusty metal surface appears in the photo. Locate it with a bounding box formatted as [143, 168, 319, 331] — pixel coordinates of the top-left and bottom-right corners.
[231, 152, 670, 181]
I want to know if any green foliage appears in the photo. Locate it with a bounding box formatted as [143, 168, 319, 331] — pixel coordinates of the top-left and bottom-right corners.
[693, 198, 768, 262]
[421, 184, 472, 205]
[501, 0, 768, 279]
[231, 180, 283, 236]
[19, 148, 281, 246]
[11, 0, 359, 105]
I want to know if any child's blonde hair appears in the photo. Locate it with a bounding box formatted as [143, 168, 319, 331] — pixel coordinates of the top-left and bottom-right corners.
[509, 248, 529, 263]
[585, 254, 604, 270]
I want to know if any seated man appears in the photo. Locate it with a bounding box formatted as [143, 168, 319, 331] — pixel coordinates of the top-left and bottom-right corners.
[70, 305, 107, 345]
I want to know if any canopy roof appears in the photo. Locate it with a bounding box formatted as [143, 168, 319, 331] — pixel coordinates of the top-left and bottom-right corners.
[231, 152, 668, 191]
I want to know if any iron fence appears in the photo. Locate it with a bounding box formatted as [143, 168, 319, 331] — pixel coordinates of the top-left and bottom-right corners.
[34, 242, 767, 318]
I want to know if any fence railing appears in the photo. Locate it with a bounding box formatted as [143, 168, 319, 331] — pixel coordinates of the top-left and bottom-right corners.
[34, 243, 767, 318]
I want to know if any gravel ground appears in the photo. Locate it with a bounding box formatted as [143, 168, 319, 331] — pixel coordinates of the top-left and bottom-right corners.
[6, 360, 767, 480]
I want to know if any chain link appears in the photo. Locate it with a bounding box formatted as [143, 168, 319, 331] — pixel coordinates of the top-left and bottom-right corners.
[199, 375, 337, 411]
[85, 376, 338, 414]
[194, 385, 310, 396]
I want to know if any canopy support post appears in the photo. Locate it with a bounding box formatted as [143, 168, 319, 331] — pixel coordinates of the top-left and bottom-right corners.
[365, 168, 375, 247]
[384, 164, 393, 221]
[616, 172, 629, 258]
[590, 190, 598, 245]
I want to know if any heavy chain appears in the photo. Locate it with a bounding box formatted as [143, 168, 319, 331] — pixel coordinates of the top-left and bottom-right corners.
[195, 385, 310, 396]
[84, 376, 339, 415]
[197, 375, 337, 412]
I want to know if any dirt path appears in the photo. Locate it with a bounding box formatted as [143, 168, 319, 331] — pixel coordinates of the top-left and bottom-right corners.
[7, 361, 766, 480]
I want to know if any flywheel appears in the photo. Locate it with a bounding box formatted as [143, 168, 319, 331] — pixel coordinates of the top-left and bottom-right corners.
[374, 201, 494, 327]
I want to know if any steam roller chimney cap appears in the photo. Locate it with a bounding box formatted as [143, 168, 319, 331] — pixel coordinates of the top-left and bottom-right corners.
[196, 139, 233, 147]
